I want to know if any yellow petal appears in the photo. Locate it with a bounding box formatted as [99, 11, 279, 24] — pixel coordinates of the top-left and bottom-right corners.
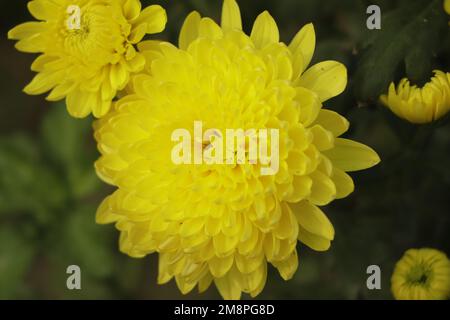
[157, 253, 173, 284]
[120, 232, 147, 258]
[289, 124, 311, 151]
[243, 264, 266, 294]
[215, 273, 242, 300]
[8, 22, 45, 40]
[313, 109, 349, 137]
[101, 74, 115, 101]
[324, 138, 380, 172]
[235, 253, 264, 274]
[134, 5, 167, 34]
[310, 124, 334, 151]
[274, 202, 299, 240]
[47, 81, 76, 101]
[298, 225, 331, 251]
[110, 62, 128, 90]
[14, 35, 45, 53]
[331, 167, 354, 198]
[198, 273, 213, 293]
[175, 276, 196, 295]
[297, 61, 347, 102]
[125, 52, 145, 73]
[221, 0, 242, 30]
[180, 218, 205, 238]
[296, 87, 321, 127]
[248, 264, 267, 297]
[285, 175, 312, 202]
[27, 0, 59, 20]
[126, 43, 138, 60]
[96, 195, 121, 224]
[179, 11, 201, 50]
[272, 250, 299, 280]
[292, 201, 334, 240]
[274, 52, 293, 80]
[213, 232, 239, 257]
[66, 89, 94, 118]
[123, 0, 141, 21]
[308, 169, 336, 206]
[198, 18, 223, 40]
[286, 150, 308, 176]
[138, 40, 162, 52]
[24, 71, 64, 95]
[263, 233, 280, 261]
[208, 255, 234, 278]
[250, 11, 279, 49]
[129, 23, 147, 43]
[157, 270, 172, 286]
[92, 99, 111, 118]
[289, 23, 315, 77]
[30, 55, 57, 72]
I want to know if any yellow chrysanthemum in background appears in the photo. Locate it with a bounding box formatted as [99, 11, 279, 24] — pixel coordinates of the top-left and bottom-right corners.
[445, 0, 450, 22]
[380, 71, 450, 124]
[94, 0, 380, 299]
[8, 0, 167, 118]
[392, 248, 450, 300]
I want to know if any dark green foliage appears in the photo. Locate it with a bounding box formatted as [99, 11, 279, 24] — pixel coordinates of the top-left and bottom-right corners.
[0, 106, 116, 298]
[354, 0, 448, 100]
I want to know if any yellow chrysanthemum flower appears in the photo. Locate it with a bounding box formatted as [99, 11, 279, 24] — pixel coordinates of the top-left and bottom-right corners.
[8, 0, 167, 118]
[392, 248, 450, 300]
[94, 0, 380, 299]
[445, 0, 450, 18]
[380, 71, 450, 124]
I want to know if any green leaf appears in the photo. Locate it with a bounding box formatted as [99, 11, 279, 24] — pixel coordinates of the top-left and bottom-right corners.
[51, 204, 116, 279]
[40, 103, 101, 200]
[404, 40, 432, 85]
[40, 103, 93, 169]
[354, 0, 448, 100]
[0, 226, 36, 299]
[0, 134, 67, 223]
[68, 164, 103, 200]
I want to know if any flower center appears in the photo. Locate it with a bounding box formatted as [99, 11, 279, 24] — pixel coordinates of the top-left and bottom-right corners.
[407, 265, 430, 286]
[57, 5, 123, 68]
[66, 14, 90, 38]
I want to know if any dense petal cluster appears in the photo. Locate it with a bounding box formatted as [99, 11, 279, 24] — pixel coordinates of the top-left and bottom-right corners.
[94, 0, 380, 299]
[380, 71, 450, 124]
[8, 0, 167, 118]
[391, 248, 450, 300]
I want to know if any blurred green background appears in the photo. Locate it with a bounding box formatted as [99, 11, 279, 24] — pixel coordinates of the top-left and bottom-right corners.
[0, 0, 449, 299]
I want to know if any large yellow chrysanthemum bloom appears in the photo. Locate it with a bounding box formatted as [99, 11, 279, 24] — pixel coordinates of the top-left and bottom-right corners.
[94, 0, 380, 299]
[380, 71, 450, 124]
[8, 0, 167, 118]
[392, 248, 450, 300]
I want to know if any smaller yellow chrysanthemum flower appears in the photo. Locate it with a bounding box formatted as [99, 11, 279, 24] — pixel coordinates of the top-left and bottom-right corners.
[8, 0, 167, 118]
[391, 248, 450, 300]
[445, 0, 450, 21]
[380, 71, 450, 124]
